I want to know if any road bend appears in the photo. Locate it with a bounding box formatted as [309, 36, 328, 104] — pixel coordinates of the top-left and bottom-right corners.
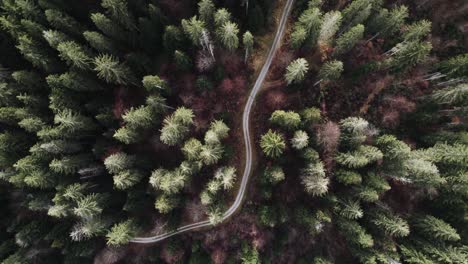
[131, 0, 295, 244]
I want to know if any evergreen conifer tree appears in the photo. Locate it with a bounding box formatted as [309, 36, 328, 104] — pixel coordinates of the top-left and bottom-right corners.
[260, 130, 286, 158]
[285, 58, 309, 84]
[333, 24, 364, 56]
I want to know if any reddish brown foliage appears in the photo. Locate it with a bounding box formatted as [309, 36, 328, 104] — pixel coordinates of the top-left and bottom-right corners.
[220, 52, 244, 77]
[159, 0, 193, 19]
[264, 89, 287, 111]
[113, 87, 127, 119]
[160, 243, 185, 264]
[184, 200, 208, 223]
[101, 146, 122, 162]
[219, 78, 234, 94]
[196, 51, 215, 73]
[379, 96, 416, 128]
[202, 213, 269, 262]
[354, 40, 385, 65]
[210, 249, 227, 264]
[268, 47, 293, 80]
[317, 121, 341, 172]
[94, 247, 127, 264]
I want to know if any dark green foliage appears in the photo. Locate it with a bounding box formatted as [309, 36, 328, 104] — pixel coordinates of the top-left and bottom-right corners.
[196, 75, 213, 92]
[45, 9, 82, 36]
[93, 54, 134, 85]
[0, 0, 466, 262]
[83, 31, 116, 54]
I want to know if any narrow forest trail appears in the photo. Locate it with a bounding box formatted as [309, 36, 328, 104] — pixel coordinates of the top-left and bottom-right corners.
[130, 0, 295, 244]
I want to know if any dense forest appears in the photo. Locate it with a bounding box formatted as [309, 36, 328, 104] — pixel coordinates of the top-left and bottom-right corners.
[0, 0, 466, 263]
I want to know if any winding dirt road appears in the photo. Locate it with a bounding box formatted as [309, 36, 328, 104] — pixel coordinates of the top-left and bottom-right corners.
[131, 0, 295, 244]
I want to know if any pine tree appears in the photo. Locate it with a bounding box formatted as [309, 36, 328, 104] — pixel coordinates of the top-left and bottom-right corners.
[106, 219, 137, 246]
[336, 218, 374, 248]
[208, 206, 224, 225]
[438, 53, 468, 78]
[335, 169, 362, 185]
[182, 138, 203, 161]
[122, 105, 155, 129]
[371, 212, 410, 238]
[142, 75, 168, 93]
[427, 143, 468, 167]
[43, 29, 69, 49]
[336, 145, 383, 169]
[114, 126, 139, 144]
[174, 50, 192, 70]
[163, 25, 184, 51]
[56, 41, 93, 70]
[151, 168, 187, 194]
[70, 217, 108, 241]
[200, 143, 223, 165]
[154, 194, 179, 213]
[404, 158, 445, 187]
[160, 116, 190, 146]
[47, 71, 104, 92]
[403, 20, 432, 41]
[54, 109, 96, 133]
[49, 154, 92, 175]
[292, 7, 323, 49]
[73, 193, 103, 219]
[63, 183, 88, 201]
[375, 134, 411, 161]
[301, 161, 329, 196]
[214, 8, 231, 28]
[214, 166, 237, 190]
[369, 5, 408, 37]
[333, 24, 364, 56]
[339, 117, 370, 147]
[270, 110, 301, 130]
[243, 31, 254, 62]
[24, 169, 54, 189]
[16, 35, 60, 72]
[181, 16, 206, 46]
[337, 199, 363, 219]
[104, 152, 134, 174]
[285, 58, 309, 84]
[94, 54, 134, 85]
[91, 12, 125, 40]
[173, 107, 194, 126]
[198, 0, 215, 24]
[22, 20, 48, 40]
[240, 242, 261, 263]
[291, 130, 309, 150]
[11, 70, 43, 90]
[113, 169, 143, 190]
[290, 26, 308, 49]
[399, 246, 434, 264]
[18, 117, 45, 133]
[318, 11, 342, 46]
[260, 130, 286, 158]
[217, 21, 239, 51]
[386, 41, 432, 72]
[414, 215, 461, 242]
[318, 60, 343, 82]
[45, 9, 82, 36]
[83, 31, 116, 54]
[341, 0, 372, 30]
[432, 83, 468, 105]
[101, 0, 135, 30]
[301, 107, 321, 125]
[160, 108, 194, 146]
[264, 165, 285, 184]
[22, 19, 48, 40]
